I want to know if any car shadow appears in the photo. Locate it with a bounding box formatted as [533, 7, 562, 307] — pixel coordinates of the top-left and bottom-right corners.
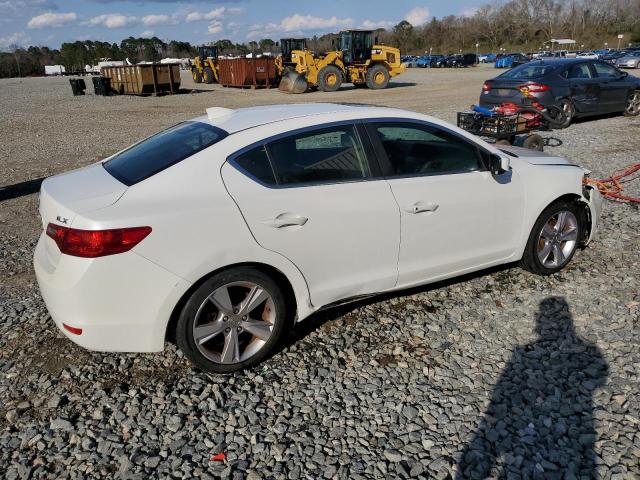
[0, 177, 46, 202]
[272, 263, 516, 358]
[456, 296, 608, 479]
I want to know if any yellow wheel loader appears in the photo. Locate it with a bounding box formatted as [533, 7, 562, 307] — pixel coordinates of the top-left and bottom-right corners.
[339, 30, 405, 89]
[192, 46, 220, 85]
[278, 30, 405, 93]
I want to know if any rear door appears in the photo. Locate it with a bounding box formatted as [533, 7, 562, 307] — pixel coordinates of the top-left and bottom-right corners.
[563, 62, 602, 113]
[221, 122, 400, 307]
[365, 121, 524, 286]
[591, 61, 631, 112]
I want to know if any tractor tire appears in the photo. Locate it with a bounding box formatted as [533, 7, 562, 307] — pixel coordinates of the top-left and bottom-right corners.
[522, 134, 544, 151]
[366, 64, 390, 89]
[203, 67, 215, 84]
[317, 65, 343, 92]
[192, 69, 202, 84]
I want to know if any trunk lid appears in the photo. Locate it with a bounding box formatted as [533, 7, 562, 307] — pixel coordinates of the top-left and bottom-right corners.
[483, 79, 525, 102]
[38, 163, 127, 265]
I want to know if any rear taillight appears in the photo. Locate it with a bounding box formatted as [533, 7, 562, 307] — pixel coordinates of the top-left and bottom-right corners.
[518, 83, 550, 97]
[46, 224, 151, 258]
[482, 82, 492, 92]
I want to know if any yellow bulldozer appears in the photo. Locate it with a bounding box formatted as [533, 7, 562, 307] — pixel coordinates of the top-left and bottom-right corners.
[278, 30, 405, 94]
[191, 46, 220, 84]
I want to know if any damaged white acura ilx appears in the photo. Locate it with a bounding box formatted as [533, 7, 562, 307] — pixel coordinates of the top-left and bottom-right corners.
[34, 103, 602, 373]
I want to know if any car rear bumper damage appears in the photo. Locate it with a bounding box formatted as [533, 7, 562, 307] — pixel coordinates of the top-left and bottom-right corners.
[34, 233, 191, 352]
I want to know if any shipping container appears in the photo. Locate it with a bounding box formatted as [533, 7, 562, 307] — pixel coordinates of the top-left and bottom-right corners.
[218, 58, 277, 88]
[100, 64, 181, 95]
[45, 65, 66, 75]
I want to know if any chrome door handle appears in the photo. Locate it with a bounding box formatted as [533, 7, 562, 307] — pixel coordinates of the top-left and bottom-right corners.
[404, 201, 439, 214]
[263, 213, 308, 228]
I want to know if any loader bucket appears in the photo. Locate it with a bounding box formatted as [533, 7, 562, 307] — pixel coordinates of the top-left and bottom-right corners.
[278, 70, 308, 94]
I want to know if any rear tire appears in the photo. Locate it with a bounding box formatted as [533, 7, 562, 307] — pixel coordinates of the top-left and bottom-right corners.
[192, 69, 202, 84]
[623, 89, 640, 116]
[317, 65, 343, 92]
[555, 99, 575, 128]
[176, 267, 289, 374]
[520, 201, 582, 276]
[522, 134, 544, 151]
[203, 67, 215, 84]
[366, 64, 390, 89]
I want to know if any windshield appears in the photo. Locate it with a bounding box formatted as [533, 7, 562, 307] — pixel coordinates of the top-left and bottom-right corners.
[499, 63, 558, 80]
[104, 121, 228, 186]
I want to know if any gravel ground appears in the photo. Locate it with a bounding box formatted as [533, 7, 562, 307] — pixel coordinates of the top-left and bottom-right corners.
[0, 66, 639, 479]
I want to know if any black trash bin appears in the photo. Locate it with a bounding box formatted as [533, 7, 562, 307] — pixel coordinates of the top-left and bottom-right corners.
[92, 76, 111, 96]
[69, 78, 86, 96]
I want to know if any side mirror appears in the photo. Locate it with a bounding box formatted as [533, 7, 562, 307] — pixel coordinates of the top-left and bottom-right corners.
[619, 71, 628, 78]
[489, 154, 510, 175]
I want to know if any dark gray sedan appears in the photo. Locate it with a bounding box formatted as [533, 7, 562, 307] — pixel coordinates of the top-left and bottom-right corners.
[479, 59, 640, 127]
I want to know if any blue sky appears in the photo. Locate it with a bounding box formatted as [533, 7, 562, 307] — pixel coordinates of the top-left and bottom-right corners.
[0, 0, 483, 50]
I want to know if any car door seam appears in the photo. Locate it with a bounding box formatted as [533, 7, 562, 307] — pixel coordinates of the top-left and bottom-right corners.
[218, 162, 315, 307]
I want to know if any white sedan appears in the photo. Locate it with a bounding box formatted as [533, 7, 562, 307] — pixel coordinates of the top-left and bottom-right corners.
[34, 103, 602, 373]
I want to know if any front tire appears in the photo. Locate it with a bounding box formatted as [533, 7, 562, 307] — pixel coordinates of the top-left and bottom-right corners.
[521, 201, 582, 275]
[192, 69, 202, 84]
[317, 65, 343, 92]
[203, 67, 215, 84]
[176, 268, 289, 374]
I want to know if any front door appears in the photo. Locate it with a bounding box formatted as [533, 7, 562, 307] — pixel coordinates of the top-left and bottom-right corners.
[365, 121, 524, 286]
[591, 61, 631, 112]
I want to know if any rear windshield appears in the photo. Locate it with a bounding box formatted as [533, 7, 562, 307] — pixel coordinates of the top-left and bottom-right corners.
[103, 121, 227, 186]
[499, 63, 557, 80]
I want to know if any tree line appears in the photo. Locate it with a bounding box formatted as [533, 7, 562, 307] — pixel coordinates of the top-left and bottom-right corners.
[1, 0, 639, 78]
[388, 0, 640, 55]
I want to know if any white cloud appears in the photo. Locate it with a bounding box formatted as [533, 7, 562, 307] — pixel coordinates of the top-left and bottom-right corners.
[86, 13, 137, 29]
[461, 6, 479, 18]
[207, 21, 223, 34]
[140, 30, 154, 38]
[0, 31, 30, 50]
[141, 14, 173, 26]
[404, 7, 430, 26]
[361, 19, 395, 30]
[185, 7, 226, 23]
[27, 12, 76, 29]
[280, 14, 352, 32]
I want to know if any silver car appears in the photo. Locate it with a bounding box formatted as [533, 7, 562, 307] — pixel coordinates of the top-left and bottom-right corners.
[616, 54, 640, 69]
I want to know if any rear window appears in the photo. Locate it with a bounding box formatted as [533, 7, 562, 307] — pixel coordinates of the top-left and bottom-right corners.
[103, 121, 227, 186]
[499, 63, 557, 80]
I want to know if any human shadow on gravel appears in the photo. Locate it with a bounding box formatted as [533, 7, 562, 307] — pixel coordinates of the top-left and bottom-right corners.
[456, 297, 608, 480]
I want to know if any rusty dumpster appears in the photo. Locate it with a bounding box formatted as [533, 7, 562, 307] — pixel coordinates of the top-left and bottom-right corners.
[218, 58, 277, 88]
[101, 63, 181, 95]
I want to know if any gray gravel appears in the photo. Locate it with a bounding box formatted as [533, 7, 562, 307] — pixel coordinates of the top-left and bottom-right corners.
[1, 67, 639, 479]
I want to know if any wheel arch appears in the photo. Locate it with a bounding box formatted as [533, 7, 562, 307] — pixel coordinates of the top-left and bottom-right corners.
[522, 193, 591, 253]
[165, 262, 299, 343]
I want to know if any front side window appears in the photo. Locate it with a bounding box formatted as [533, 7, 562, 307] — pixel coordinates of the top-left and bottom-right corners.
[266, 125, 370, 185]
[592, 62, 619, 78]
[372, 123, 483, 176]
[104, 121, 227, 186]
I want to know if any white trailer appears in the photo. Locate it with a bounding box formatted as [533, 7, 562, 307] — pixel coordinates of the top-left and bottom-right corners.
[44, 65, 66, 76]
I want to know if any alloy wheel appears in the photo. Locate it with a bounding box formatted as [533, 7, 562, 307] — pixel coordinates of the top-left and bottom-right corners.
[537, 211, 578, 268]
[192, 281, 276, 364]
[625, 91, 640, 115]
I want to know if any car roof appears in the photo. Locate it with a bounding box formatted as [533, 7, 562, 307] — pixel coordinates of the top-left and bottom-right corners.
[195, 103, 405, 134]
